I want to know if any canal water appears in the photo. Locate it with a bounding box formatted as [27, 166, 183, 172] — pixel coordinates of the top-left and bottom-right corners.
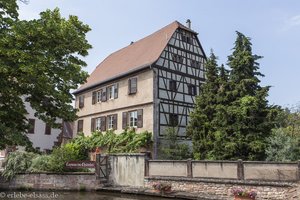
[0, 191, 183, 200]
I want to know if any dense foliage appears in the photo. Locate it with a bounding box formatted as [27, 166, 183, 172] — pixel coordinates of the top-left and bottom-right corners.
[71, 129, 153, 153]
[158, 127, 191, 160]
[1, 130, 152, 179]
[0, 0, 91, 149]
[1, 151, 36, 180]
[2, 144, 88, 180]
[188, 32, 277, 160]
[265, 107, 300, 161]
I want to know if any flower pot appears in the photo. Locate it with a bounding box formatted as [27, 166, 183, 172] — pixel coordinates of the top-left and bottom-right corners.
[234, 196, 255, 200]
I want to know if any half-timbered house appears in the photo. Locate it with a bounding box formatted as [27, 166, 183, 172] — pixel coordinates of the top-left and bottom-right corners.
[73, 20, 206, 158]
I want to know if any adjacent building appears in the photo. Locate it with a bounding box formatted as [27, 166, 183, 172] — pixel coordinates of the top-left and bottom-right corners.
[73, 20, 206, 158]
[24, 101, 73, 152]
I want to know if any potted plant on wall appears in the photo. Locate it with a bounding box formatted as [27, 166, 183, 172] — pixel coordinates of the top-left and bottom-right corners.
[152, 182, 172, 195]
[231, 188, 257, 200]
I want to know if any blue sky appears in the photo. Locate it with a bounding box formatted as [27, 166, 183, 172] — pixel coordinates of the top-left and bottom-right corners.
[18, 0, 300, 107]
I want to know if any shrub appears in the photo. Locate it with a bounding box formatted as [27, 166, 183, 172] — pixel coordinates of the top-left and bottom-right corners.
[2, 151, 37, 180]
[27, 155, 51, 172]
[266, 128, 300, 161]
[158, 127, 191, 160]
[47, 143, 88, 172]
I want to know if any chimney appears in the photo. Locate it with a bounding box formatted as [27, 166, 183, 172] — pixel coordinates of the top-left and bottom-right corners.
[186, 19, 191, 29]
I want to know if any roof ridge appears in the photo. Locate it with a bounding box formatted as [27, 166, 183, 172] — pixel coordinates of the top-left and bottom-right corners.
[95, 21, 180, 69]
[75, 21, 185, 93]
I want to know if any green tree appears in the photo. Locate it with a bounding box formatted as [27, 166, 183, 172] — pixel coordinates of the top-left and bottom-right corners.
[0, 1, 92, 149]
[188, 32, 276, 161]
[160, 127, 191, 160]
[224, 32, 272, 160]
[265, 105, 300, 161]
[187, 51, 220, 159]
[266, 128, 300, 161]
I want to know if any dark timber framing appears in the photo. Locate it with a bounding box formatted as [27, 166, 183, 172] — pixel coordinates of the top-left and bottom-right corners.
[153, 28, 206, 142]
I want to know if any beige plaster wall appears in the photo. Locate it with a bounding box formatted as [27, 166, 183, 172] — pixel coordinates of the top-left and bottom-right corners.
[109, 154, 145, 187]
[244, 162, 299, 181]
[149, 161, 187, 177]
[75, 104, 153, 136]
[74, 70, 154, 136]
[192, 162, 238, 179]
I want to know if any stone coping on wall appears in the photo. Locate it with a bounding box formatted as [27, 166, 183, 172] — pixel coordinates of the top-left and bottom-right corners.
[149, 160, 188, 162]
[15, 172, 95, 175]
[149, 159, 299, 164]
[107, 153, 146, 156]
[145, 176, 298, 187]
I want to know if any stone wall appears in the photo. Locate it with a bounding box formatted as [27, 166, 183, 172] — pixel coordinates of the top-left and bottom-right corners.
[0, 173, 102, 191]
[145, 177, 299, 200]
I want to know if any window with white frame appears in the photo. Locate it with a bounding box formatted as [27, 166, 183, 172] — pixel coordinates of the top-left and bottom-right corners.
[108, 115, 114, 129]
[95, 118, 101, 130]
[108, 85, 115, 100]
[129, 111, 138, 127]
[96, 90, 102, 103]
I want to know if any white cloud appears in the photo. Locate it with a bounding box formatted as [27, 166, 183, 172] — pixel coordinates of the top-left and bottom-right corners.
[287, 15, 300, 27]
[282, 14, 300, 31]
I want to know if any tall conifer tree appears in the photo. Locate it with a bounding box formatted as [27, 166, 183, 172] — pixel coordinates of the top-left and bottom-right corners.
[187, 51, 219, 159]
[189, 32, 274, 160]
[224, 32, 272, 160]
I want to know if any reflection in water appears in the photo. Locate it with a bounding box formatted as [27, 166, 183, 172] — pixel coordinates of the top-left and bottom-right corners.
[0, 191, 176, 200]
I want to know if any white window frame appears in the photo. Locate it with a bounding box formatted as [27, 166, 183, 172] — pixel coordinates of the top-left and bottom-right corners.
[96, 90, 102, 103]
[95, 118, 101, 130]
[108, 85, 115, 100]
[129, 111, 138, 127]
[108, 115, 114, 129]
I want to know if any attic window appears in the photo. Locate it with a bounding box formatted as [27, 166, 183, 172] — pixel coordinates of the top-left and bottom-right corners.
[191, 60, 201, 68]
[181, 32, 193, 44]
[172, 54, 183, 63]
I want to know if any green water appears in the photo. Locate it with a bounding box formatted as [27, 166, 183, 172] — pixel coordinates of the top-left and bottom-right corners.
[0, 191, 179, 200]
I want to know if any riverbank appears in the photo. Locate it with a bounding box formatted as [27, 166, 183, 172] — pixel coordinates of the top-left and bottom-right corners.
[97, 186, 226, 200]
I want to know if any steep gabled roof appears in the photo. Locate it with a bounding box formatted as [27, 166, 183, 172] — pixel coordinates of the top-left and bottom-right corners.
[74, 21, 194, 94]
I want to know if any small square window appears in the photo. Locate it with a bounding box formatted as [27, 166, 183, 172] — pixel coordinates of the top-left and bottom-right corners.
[188, 84, 197, 96]
[172, 54, 183, 63]
[169, 114, 179, 126]
[169, 80, 177, 91]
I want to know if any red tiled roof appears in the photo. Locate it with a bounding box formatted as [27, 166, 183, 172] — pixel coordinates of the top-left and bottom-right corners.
[75, 21, 193, 94]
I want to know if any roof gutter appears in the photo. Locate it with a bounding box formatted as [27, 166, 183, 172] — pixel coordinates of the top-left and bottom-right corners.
[73, 63, 153, 95]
